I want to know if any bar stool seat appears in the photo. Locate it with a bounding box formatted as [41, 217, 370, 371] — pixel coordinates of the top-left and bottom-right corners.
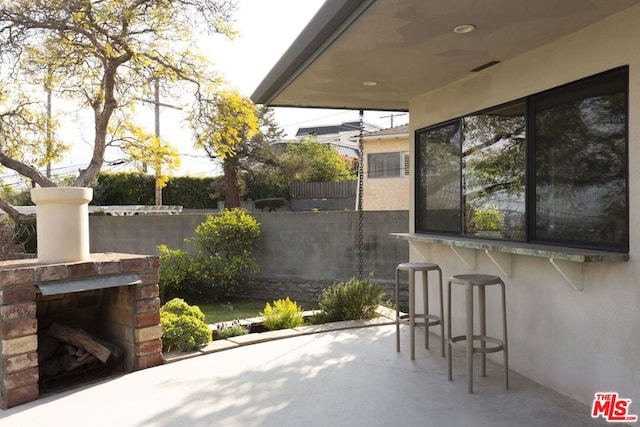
[395, 262, 445, 360]
[447, 274, 508, 393]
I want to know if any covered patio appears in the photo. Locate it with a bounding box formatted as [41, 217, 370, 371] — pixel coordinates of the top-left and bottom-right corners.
[252, 0, 640, 410]
[0, 325, 613, 426]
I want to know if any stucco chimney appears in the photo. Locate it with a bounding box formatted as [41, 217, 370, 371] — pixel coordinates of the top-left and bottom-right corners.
[30, 187, 93, 263]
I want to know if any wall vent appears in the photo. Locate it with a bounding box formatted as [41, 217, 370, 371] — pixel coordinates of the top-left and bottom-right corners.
[471, 61, 501, 72]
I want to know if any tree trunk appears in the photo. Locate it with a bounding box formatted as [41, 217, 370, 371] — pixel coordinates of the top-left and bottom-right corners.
[223, 156, 241, 209]
[75, 55, 130, 187]
[0, 198, 36, 225]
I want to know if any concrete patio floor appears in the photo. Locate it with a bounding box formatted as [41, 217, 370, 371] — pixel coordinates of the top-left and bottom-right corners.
[0, 322, 621, 427]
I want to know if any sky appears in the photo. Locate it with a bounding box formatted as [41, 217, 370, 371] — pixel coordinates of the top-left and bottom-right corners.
[201, 1, 407, 138]
[17, 0, 409, 183]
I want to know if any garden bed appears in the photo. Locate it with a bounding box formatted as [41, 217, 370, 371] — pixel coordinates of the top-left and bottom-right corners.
[210, 310, 319, 340]
[198, 299, 319, 324]
[162, 306, 396, 364]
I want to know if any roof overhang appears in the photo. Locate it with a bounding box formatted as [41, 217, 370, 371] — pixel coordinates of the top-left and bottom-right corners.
[252, 0, 640, 111]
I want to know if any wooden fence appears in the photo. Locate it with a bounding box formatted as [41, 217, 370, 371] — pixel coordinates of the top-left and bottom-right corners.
[289, 180, 357, 199]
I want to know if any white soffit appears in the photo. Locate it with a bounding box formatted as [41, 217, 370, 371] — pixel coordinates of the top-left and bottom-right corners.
[253, 0, 640, 111]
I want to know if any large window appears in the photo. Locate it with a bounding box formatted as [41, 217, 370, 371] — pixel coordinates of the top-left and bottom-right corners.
[415, 67, 628, 251]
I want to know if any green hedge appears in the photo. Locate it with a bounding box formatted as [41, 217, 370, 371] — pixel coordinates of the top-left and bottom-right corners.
[92, 172, 221, 208]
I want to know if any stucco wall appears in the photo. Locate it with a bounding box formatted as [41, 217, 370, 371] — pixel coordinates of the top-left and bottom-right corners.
[407, 5, 640, 405]
[363, 137, 411, 210]
[89, 211, 408, 284]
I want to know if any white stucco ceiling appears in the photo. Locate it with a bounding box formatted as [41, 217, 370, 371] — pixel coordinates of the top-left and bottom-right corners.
[252, 0, 640, 111]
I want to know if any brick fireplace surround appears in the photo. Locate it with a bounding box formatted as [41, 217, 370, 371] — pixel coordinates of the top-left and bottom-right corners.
[0, 253, 163, 409]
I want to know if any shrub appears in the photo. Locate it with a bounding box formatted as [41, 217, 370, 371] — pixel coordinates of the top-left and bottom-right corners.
[261, 297, 304, 330]
[213, 320, 251, 340]
[158, 245, 209, 302]
[191, 209, 260, 258]
[160, 298, 211, 352]
[161, 297, 206, 321]
[314, 275, 384, 323]
[190, 209, 260, 295]
[157, 209, 261, 302]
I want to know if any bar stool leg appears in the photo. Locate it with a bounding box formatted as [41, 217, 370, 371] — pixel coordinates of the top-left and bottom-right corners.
[422, 270, 429, 350]
[438, 268, 445, 357]
[478, 285, 486, 377]
[447, 280, 453, 381]
[409, 269, 416, 360]
[501, 280, 509, 389]
[395, 267, 400, 353]
[466, 283, 474, 394]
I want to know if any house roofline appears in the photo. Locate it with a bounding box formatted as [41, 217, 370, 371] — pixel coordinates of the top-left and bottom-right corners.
[250, 0, 376, 107]
[361, 133, 409, 141]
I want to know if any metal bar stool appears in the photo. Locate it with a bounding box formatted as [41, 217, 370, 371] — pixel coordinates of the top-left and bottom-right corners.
[447, 274, 508, 393]
[395, 262, 445, 360]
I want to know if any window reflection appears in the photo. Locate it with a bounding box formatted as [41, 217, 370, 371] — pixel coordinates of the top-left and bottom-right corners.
[463, 102, 526, 240]
[416, 121, 461, 233]
[534, 89, 627, 246]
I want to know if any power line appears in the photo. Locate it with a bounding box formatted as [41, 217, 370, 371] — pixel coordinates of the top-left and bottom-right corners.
[379, 112, 408, 127]
[279, 110, 355, 128]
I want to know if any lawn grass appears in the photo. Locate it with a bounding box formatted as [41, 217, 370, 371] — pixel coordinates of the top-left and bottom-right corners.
[197, 298, 318, 324]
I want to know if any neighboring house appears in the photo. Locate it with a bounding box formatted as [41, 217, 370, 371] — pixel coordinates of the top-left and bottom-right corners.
[253, 0, 640, 406]
[362, 124, 410, 211]
[295, 120, 381, 158]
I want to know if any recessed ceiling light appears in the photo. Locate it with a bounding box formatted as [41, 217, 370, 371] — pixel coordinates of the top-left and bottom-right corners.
[362, 81, 378, 87]
[453, 24, 476, 34]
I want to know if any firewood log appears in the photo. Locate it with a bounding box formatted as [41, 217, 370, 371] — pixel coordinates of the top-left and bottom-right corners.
[47, 323, 111, 363]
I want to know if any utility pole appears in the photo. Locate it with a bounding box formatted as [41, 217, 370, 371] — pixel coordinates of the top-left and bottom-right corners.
[379, 112, 407, 128]
[137, 78, 182, 205]
[45, 71, 53, 179]
[153, 78, 162, 206]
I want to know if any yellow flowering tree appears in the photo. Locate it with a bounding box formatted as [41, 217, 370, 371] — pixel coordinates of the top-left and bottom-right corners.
[189, 87, 259, 208]
[0, 0, 236, 220]
[116, 122, 182, 205]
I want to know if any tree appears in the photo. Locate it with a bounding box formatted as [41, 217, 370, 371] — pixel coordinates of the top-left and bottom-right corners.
[243, 105, 287, 170]
[283, 138, 357, 182]
[189, 87, 258, 208]
[0, 0, 237, 222]
[118, 128, 182, 204]
[245, 135, 358, 202]
[232, 105, 288, 201]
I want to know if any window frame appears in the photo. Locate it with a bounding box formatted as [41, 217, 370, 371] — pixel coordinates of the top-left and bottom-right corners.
[414, 66, 629, 252]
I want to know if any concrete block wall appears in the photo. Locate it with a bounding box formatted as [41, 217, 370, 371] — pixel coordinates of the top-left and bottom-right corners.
[89, 211, 409, 284]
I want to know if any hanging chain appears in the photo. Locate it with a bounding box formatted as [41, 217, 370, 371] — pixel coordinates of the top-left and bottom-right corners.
[357, 109, 364, 281]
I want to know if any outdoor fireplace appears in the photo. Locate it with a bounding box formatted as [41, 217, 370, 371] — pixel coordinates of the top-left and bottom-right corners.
[0, 253, 163, 408]
[0, 187, 163, 408]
